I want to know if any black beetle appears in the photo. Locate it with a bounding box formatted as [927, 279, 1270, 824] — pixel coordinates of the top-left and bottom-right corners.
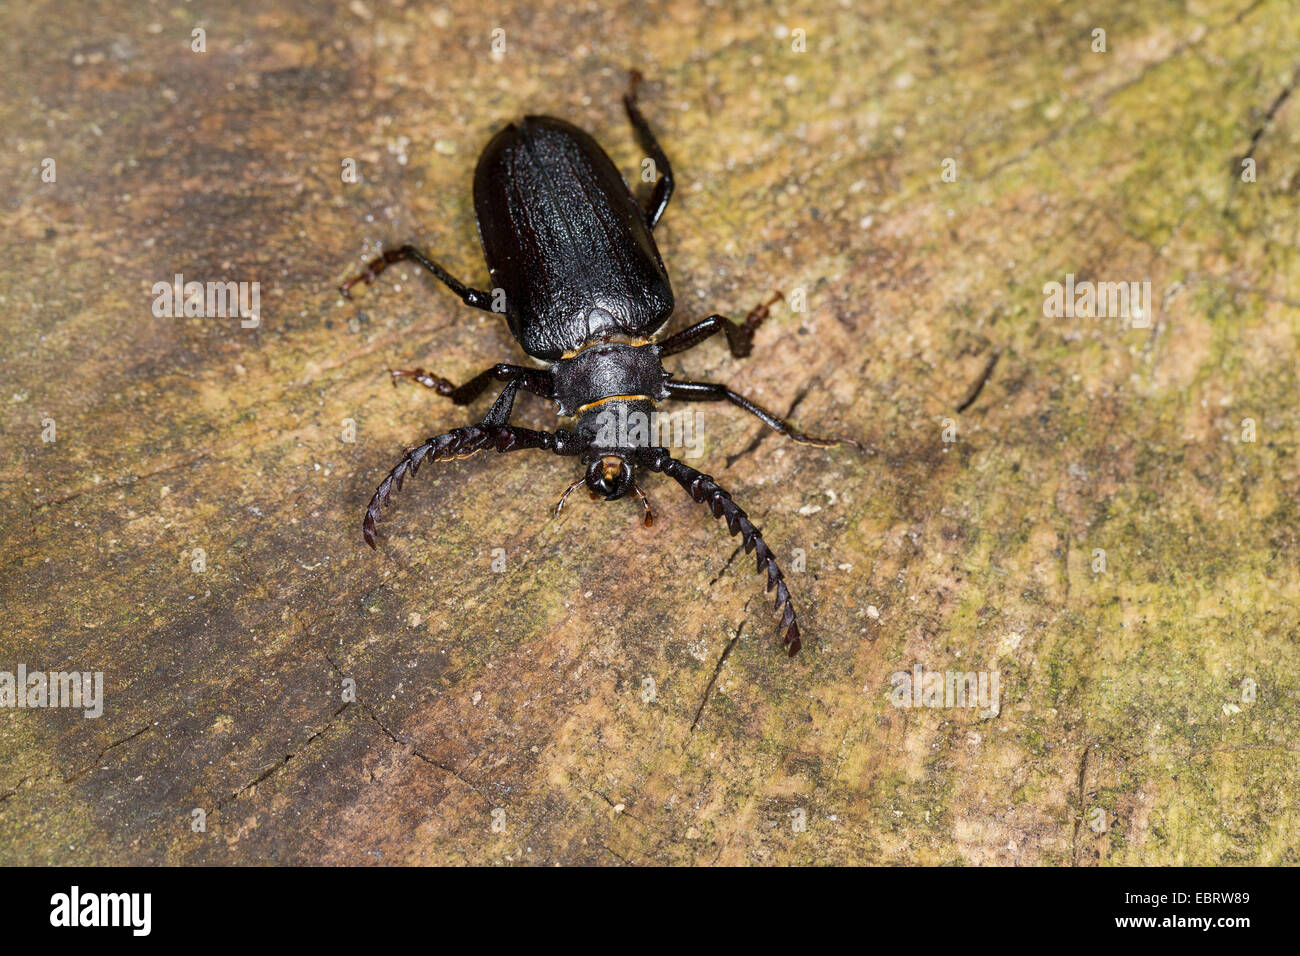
[342, 73, 859, 655]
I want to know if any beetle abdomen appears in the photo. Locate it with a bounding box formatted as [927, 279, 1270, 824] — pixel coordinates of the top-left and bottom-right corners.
[473, 115, 674, 361]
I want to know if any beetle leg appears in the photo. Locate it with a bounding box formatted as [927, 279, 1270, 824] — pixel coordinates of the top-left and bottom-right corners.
[363, 425, 580, 548]
[664, 379, 862, 450]
[656, 292, 784, 358]
[623, 70, 674, 230]
[480, 379, 522, 426]
[643, 450, 802, 655]
[390, 363, 553, 406]
[340, 244, 496, 312]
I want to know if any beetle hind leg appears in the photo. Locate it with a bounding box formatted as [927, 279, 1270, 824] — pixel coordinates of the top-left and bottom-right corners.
[340, 243, 496, 312]
[623, 70, 674, 230]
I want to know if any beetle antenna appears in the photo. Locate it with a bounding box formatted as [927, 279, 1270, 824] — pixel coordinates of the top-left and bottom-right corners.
[646, 450, 802, 655]
[364, 425, 578, 548]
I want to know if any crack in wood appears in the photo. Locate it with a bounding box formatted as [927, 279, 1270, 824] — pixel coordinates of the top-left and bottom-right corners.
[31, 451, 212, 513]
[217, 702, 351, 809]
[691, 621, 744, 732]
[1071, 742, 1091, 867]
[725, 386, 811, 469]
[321, 649, 489, 797]
[1225, 61, 1300, 213]
[955, 349, 1002, 413]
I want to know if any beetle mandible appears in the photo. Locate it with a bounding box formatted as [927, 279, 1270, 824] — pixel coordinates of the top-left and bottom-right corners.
[341, 72, 860, 655]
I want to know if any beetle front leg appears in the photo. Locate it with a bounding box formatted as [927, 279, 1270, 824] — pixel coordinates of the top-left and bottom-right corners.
[657, 292, 783, 358]
[363, 424, 581, 548]
[665, 379, 862, 449]
[390, 363, 553, 407]
[340, 244, 496, 312]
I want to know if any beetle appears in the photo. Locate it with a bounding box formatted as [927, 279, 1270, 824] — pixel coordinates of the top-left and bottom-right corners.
[341, 73, 859, 655]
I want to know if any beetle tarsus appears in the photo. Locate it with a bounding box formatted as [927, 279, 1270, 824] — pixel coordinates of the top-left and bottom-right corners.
[739, 291, 785, 349]
[390, 367, 453, 391]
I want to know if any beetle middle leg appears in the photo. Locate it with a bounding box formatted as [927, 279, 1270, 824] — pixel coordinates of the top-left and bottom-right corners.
[340, 244, 496, 312]
[624, 70, 674, 230]
[390, 363, 553, 406]
[392, 364, 552, 431]
[665, 379, 861, 449]
[657, 292, 783, 359]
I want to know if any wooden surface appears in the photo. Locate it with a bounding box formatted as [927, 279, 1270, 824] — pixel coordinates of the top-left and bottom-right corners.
[2, 0, 1297, 864]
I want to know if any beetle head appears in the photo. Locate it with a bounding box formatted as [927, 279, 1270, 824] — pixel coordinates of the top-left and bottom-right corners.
[585, 454, 634, 500]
